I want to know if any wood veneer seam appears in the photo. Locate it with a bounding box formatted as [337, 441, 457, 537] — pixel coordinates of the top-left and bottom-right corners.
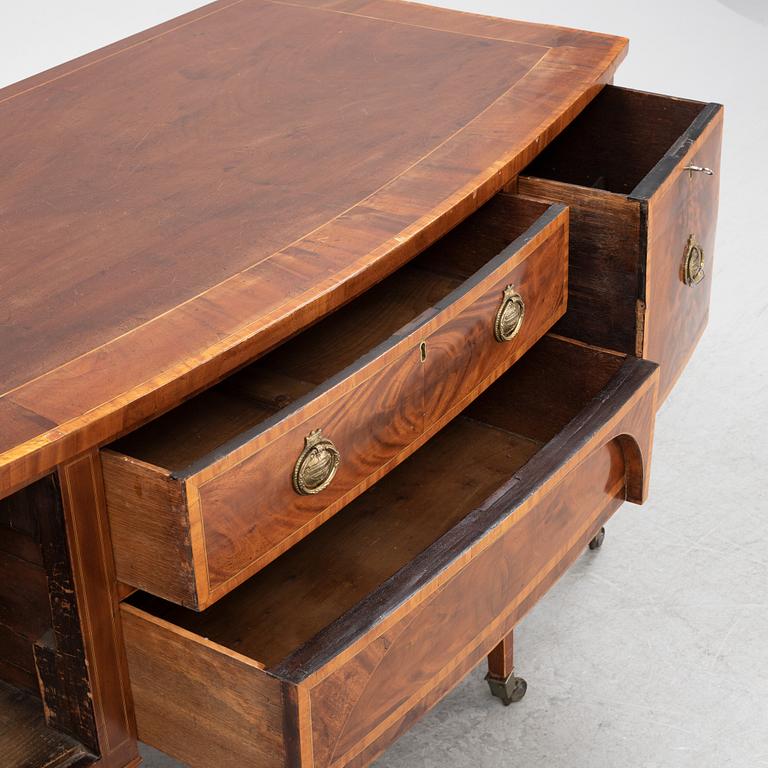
[0, 53, 549, 405]
[277, 0, 626, 49]
[320, 609, 419, 768]
[266, 0, 553, 47]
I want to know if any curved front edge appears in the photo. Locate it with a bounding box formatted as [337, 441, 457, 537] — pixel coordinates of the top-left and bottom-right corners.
[274, 356, 659, 768]
[615, 433, 649, 505]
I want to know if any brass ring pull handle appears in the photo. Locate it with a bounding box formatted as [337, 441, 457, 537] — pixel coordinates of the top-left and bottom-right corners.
[292, 429, 341, 495]
[682, 235, 705, 287]
[494, 285, 525, 342]
[684, 164, 714, 176]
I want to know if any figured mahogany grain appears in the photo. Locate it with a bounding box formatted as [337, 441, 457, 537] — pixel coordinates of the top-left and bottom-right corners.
[110, 193, 553, 472]
[109, 264, 463, 473]
[0, 1, 627, 498]
[423, 218, 567, 426]
[308, 441, 628, 767]
[125, 337, 647, 669]
[103, 194, 567, 609]
[122, 337, 659, 768]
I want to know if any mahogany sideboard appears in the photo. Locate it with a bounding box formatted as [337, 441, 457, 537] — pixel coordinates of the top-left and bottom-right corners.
[0, 2, 722, 766]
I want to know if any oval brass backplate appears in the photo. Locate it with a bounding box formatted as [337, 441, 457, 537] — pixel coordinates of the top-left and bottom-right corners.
[682, 235, 705, 287]
[494, 285, 525, 342]
[292, 429, 341, 495]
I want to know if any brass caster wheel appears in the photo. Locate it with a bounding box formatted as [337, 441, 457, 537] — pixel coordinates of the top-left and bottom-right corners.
[588, 526, 606, 550]
[486, 672, 527, 706]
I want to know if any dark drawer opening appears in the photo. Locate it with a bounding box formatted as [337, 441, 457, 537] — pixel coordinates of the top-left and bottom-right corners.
[126, 335, 627, 670]
[524, 85, 707, 195]
[0, 479, 97, 768]
[109, 194, 551, 476]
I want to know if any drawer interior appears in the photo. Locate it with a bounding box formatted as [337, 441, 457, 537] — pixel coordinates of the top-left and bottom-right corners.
[110, 194, 551, 474]
[524, 85, 706, 194]
[126, 336, 625, 669]
[519, 85, 719, 362]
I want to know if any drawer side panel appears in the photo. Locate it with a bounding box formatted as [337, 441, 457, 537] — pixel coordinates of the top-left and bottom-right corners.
[122, 607, 286, 768]
[517, 176, 641, 354]
[102, 452, 197, 607]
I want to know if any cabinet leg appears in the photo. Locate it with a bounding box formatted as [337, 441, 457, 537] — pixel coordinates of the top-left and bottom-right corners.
[59, 452, 141, 768]
[486, 630, 527, 706]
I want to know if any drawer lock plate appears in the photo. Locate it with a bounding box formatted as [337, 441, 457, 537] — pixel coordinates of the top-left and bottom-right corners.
[293, 429, 341, 495]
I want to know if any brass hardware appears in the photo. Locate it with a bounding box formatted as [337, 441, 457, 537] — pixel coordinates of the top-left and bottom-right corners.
[494, 285, 525, 342]
[486, 672, 527, 706]
[419, 341, 427, 363]
[292, 429, 340, 495]
[682, 235, 705, 287]
[684, 164, 714, 176]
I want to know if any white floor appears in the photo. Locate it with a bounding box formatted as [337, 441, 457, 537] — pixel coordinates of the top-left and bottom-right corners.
[4, 1, 766, 765]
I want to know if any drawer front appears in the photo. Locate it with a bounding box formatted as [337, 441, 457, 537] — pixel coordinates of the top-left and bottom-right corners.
[193, 203, 567, 605]
[284, 359, 657, 768]
[104, 197, 568, 610]
[519, 86, 723, 404]
[121, 355, 658, 768]
[639, 107, 723, 400]
[423, 220, 567, 426]
[308, 442, 628, 767]
[197, 349, 423, 602]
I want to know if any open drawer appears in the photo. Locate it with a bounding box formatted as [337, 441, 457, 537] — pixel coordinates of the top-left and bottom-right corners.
[520, 85, 723, 402]
[101, 193, 567, 610]
[120, 335, 659, 768]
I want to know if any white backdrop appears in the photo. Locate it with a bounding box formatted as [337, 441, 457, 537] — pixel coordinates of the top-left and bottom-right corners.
[2, 2, 766, 766]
